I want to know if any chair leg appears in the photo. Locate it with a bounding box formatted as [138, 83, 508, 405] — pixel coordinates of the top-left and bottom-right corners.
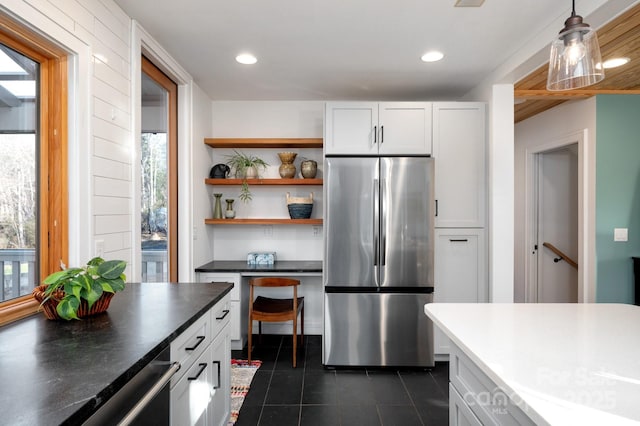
[258, 321, 262, 343]
[248, 317, 253, 363]
[301, 305, 305, 347]
[292, 314, 297, 368]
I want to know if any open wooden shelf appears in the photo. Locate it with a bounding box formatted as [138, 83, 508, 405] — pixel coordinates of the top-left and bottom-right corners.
[204, 138, 323, 148]
[205, 218, 323, 225]
[205, 178, 322, 186]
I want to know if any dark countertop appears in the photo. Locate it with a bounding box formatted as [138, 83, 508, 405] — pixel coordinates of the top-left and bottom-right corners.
[195, 260, 322, 273]
[0, 281, 233, 425]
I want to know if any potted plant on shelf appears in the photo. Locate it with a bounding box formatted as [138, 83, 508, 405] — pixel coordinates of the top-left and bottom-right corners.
[225, 150, 269, 202]
[32, 257, 127, 320]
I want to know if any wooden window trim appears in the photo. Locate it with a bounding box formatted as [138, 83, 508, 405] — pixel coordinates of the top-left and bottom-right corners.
[0, 15, 68, 326]
[141, 56, 178, 281]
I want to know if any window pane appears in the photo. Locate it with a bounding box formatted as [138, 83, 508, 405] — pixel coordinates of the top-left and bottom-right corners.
[141, 72, 168, 282]
[0, 44, 38, 302]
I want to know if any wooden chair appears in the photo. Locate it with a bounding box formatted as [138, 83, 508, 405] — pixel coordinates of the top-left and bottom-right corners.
[248, 277, 304, 367]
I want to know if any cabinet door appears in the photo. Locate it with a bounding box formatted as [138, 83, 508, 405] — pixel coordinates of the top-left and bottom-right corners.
[325, 102, 378, 155]
[378, 102, 432, 155]
[171, 347, 212, 426]
[209, 325, 231, 426]
[433, 103, 485, 228]
[450, 383, 483, 426]
[434, 229, 486, 354]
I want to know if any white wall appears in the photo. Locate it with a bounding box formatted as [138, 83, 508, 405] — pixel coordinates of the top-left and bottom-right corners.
[514, 98, 597, 302]
[207, 101, 324, 262]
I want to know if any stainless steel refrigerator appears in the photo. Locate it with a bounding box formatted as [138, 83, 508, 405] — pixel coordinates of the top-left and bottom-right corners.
[323, 156, 435, 367]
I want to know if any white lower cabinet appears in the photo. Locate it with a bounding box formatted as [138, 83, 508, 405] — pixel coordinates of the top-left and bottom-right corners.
[434, 229, 486, 355]
[197, 273, 245, 350]
[171, 293, 231, 426]
[449, 343, 535, 426]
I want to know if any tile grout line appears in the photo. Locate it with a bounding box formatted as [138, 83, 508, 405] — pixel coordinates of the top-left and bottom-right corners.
[297, 335, 307, 426]
[398, 371, 427, 426]
[256, 336, 284, 425]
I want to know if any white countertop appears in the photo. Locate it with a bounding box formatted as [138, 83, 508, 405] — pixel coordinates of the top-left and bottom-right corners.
[425, 303, 640, 425]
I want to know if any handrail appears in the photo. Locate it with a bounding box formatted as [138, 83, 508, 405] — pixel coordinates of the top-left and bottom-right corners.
[542, 242, 578, 270]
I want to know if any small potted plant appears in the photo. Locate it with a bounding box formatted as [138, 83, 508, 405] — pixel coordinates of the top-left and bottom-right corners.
[33, 257, 127, 320]
[225, 150, 268, 202]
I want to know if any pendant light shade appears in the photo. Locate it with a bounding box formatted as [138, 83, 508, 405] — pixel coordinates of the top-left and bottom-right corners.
[546, 2, 604, 91]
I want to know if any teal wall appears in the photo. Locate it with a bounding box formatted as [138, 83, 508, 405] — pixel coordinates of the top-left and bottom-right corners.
[596, 95, 640, 303]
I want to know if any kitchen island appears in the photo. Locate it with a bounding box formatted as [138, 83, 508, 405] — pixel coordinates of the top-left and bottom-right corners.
[0, 281, 233, 425]
[425, 303, 640, 425]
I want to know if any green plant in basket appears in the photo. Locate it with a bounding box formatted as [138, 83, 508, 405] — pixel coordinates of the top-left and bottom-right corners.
[40, 257, 127, 320]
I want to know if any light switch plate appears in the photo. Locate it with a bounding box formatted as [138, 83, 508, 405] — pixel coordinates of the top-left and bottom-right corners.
[614, 228, 628, 242]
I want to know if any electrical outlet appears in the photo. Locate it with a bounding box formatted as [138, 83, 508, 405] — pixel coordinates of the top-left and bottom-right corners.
[95, 239, 104, 257]
[614, 228, 628, 242]
[263, 225, 273, 237]
[313, 226, 322, 237]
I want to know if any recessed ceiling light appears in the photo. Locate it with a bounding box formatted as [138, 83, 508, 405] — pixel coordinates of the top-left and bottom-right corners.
[236, 53, 257, 65]
[602, 57, 630, 69]
[421, 51, 444, 63]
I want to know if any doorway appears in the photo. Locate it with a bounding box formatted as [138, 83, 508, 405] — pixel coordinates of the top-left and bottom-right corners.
[525, 129, 592, 303]
[534, 145, 578, 302]
[140, 56, 178, 282]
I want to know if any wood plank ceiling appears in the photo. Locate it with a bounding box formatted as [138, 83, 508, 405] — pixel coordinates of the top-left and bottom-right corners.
[514, 4, 640, 122]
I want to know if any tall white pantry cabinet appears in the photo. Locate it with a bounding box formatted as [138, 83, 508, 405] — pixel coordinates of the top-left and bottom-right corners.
[432, 102, 487, 355]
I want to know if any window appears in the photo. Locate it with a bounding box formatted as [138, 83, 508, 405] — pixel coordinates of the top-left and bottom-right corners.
[0, 16, 68, 325]
[140, 56, 177, 282]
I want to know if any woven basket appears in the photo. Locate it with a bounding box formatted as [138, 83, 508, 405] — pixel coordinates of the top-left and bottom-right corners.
[32, 285, 114, 320]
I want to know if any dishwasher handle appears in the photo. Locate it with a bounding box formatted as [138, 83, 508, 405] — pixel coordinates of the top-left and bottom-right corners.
[117, 361, 181, 426]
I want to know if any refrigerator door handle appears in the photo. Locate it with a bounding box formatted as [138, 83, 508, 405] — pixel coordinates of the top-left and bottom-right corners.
[373, 126, 377, 144]
[373, 178, 379, 267]
[380, 178, 387, 266]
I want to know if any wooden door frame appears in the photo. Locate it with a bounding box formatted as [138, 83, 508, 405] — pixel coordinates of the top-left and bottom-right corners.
[141, 56, 178, 282]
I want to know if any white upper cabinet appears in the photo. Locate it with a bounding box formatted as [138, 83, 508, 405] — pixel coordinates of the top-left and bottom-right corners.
[432, 102, 486, 228]
[325, 102, 432, 155]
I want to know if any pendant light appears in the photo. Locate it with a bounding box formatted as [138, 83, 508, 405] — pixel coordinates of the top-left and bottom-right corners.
[546, 0, 604, 91]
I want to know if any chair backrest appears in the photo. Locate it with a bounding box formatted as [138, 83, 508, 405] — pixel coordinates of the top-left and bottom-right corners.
[250, 277, 300, 288]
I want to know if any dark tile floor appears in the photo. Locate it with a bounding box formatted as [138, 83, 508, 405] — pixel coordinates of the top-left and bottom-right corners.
[231, 334, 449, 426]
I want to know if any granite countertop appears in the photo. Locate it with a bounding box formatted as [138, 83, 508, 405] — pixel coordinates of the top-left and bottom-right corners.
[195, 260, 322, 273]
[0, 281, 233, 425]
[425, 303, 640, 425]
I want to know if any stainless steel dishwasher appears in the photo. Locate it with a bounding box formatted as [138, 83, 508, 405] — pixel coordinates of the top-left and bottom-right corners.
[84, 346, 180, 425]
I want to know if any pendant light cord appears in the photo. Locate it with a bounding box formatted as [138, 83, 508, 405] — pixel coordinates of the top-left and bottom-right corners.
[572, 0, 576, 17]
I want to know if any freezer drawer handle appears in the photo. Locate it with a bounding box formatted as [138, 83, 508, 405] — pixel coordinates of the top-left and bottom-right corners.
[188, 363, 208, 381]
[116, 361, 181, 426]
[449, 239, 468, 242]
[212, 360, 221, 389]
[216, 309, 230, 320]
[185, 335, 205, 351]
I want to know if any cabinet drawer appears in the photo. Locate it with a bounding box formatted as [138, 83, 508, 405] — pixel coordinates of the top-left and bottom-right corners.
[171, 311, 211, 386]
[450, 382, 482, 426]
[198, 273, 240, 301]
[170, 346, 212, 426]
[211, 294, 231, 340]
[450, 344, 535, 425]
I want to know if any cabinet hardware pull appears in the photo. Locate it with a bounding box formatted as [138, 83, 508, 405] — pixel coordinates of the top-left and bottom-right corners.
[435, 199, 438, 217]
[213, 360, 221, 389]
[380, 125, 384, 143]
[373, 126, 377, 144]
[188, 363, 208, 381]
[449, 239, 468, 242]
[216, 309, 230, 320]
[185, 335, 205, 351]
[117, 362, 181, 426]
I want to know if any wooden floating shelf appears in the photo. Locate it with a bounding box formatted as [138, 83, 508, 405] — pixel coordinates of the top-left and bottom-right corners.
[204, 138, 323, 148]
[205, 218, 323, 225]
[205, 178, 322, 186]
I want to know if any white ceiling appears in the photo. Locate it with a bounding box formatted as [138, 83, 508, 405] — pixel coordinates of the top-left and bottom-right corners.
[114, 0, 573, 101]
